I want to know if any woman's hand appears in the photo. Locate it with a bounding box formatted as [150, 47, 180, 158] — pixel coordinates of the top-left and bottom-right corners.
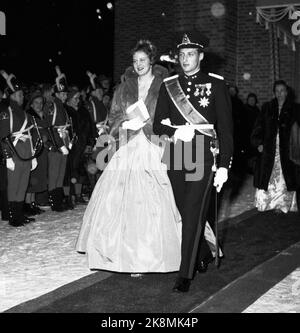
[122, 118, 144, 131]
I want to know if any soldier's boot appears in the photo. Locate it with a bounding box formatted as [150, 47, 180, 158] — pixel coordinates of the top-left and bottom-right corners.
[16, 202, 35, 224]
[57, 187, 72, 210]
[23, 202, 37, 216]
[30, 202, 45, 214]
[49, 189, 66, 212]
[0, 191, 9, 221]
[8, 202, 24, 227]
[64, 195, 75, 210]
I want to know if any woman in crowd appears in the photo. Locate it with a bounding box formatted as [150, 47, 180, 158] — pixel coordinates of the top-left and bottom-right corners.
[251, 80, 300, 213]
[244, 93, 260, 174]
[64, 88, 95, 207]
[76, 40, 181, 275]
[25, 91, 49, 215]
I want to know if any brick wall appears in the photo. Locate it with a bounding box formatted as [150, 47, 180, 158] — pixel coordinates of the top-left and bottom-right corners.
[279, 40, 298, 96]
[114, 0, 175, 82]
[235, 0, 273, 105]
[114, 0, 300, 104]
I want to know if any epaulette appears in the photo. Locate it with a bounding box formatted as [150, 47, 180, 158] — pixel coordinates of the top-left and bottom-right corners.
[164, 74, 179, 82]
[208, 73, 224, 80]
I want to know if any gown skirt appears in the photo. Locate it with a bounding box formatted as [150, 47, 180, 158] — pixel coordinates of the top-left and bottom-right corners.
[76, 130, 182, 273]
[255, 133, 297, 213]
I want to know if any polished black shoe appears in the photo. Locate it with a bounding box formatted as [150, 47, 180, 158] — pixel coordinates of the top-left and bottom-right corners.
[197, 255, 214, 273]
[197, 261, 208, 273]
[30, 202, 45, 214]
[23, 203, 37, 216]
[172, 277, 191, 293]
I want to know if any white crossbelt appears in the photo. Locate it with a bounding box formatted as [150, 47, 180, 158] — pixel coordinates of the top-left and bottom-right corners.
[8, 106, 34, 146]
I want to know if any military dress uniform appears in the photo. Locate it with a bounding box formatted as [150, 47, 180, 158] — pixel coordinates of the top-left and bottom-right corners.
[0, 95, 38, 227]
[44, 96, 70, 211]
[0, 98, 9, 221]
[85, 71, 109, 143]
[153, 32, 233, 291]
[86, 96, 108, 140]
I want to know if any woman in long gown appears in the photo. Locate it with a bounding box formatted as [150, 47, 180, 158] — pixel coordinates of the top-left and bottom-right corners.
[251, 80, 299, 213]
[76, 40, 182, 274]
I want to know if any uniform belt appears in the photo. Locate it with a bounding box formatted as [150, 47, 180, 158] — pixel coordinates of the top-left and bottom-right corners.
[54, 124, 70, 139]
[11, 125, 33, 146]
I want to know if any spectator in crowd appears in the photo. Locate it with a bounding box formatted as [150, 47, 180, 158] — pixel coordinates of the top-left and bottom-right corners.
[25, 91, 50, 215]
[244, 93, 260, 174]
[64, 88, 94, 205]
[251, 80, 300, 213]
[228, 84, 246, 175]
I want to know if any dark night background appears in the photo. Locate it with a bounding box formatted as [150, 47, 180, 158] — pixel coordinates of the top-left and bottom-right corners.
[0, 0, 115, 89]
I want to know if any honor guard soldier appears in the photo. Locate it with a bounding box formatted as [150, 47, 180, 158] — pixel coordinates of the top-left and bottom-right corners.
[44, 66, 70, 211]
[153, 31, 233, 292]
[0, 71, 42, 227]
[86, 71, 109, 142]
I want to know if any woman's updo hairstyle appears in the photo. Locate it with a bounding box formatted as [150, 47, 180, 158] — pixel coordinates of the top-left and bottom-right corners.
[131, 39, 157, 64]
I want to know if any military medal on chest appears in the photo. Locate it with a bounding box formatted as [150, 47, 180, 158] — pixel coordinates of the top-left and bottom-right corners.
[194, 82, 212, 108]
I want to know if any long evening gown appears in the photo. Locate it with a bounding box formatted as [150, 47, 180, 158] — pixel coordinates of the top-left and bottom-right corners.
[76, 78, 182, 273]
[255, 132, 297, 213]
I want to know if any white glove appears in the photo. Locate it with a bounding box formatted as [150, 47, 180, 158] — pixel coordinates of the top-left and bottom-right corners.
[60, 146, 69, 155]
[31, 158, 38, 171]
[213, 167, 228, 193]
[6, 158, 15, 171]
[174, 125, 195, 143]
[122, 118, 144, 131]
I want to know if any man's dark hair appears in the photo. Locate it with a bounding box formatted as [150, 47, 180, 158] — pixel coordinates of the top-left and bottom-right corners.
[273, 80, 288, 93]
[247, 93, 258, 104]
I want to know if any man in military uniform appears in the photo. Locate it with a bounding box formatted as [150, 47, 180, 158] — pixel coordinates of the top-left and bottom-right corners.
[0, 71, 38, 227]
[0, 89, 9, 222]
[44, 67, 70, 211]
[153, 32, 233, 292]
[85, 71, 108, 142]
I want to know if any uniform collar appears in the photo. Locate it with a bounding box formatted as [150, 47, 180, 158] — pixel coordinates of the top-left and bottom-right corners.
[183, 69, 201, 80]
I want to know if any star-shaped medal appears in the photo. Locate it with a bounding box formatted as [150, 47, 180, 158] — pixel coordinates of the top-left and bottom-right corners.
[199, 97, 209, 108]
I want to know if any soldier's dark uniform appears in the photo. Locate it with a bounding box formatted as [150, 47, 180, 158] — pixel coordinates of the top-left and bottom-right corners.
[153, 32, 233, 292]
[0, 73, 38, 226]
[0, 98, 9, 221]
[44, 75, 70, 211]
[85, 74, 109, 186]
[86, 92, 108, 142]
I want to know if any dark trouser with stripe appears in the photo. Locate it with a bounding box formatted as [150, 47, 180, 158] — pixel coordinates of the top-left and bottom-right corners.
[168, 163, 214, 280]
[7, 141, 31, 202]
[48, 151, 67, 191]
